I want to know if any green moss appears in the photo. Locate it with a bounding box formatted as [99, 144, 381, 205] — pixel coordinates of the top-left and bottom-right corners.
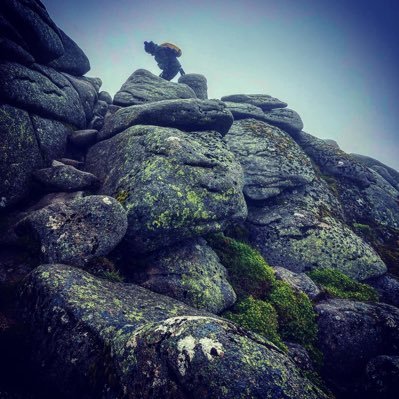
[307, 268, 378, 302]
[224, 296, 286, 350]
[208, 234, 318, 351]
[101, 270, 125, 283]
[115, 190, 129, 205]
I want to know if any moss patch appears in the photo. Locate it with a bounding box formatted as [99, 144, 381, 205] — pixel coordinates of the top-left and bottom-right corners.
[307, 268, 378, 302]
[208, 234, 318, 350]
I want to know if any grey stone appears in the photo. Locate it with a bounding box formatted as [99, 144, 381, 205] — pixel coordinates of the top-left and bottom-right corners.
[224, 101, 268, 121]
[82, 76, 102, 92]
[0, 62, 86, 128]
[221, 94, 287, 111]
[99, 98, 234, 140]
[273, 267, 321, 299]
[113, 69, 196, 106]
[262, 108, 304, 133]
[0, 0, 64, 63]
[88, 115, 104, 130]
[20, 264, 330, 399]
[69, 129, 98, 148]
[15, 195, 127, 267]
[323, 139, 340, 149]
[133, 238, 236, 314]
[0, 37, 35, 65]
[48, 29, 90, 76]
[32, 164, 100, 192]
[365, 355, 399, 398]
[93, 100, 108, 117]
[367, 274, 399, 307]
[178, 73, 208, 99]
[98, 90, 112, 104]
[224, 119, 315, 200]
[85, 125, 247, 254]
[57, 158, 84, 168]
[316, 299, 399, 394]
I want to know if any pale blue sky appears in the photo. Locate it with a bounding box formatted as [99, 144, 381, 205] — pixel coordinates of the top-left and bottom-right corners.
[43, 0, 399, 170]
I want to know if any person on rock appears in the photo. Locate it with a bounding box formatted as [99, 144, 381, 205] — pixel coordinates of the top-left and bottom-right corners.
[144, 41, 185, 81]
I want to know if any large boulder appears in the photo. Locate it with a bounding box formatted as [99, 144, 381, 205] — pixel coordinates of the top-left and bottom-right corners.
[15, 195, 127, 267]
[20, 264, 330, 399]
[99, 98, 234, 141]
[224, 119, 315, 200]
[221, 94, 287, 111]
[0, 62, 86, 128]
[224, 101, 268, 121]
[316, 299, 399, 395]
[262, 108, 304, 134]
[85, 125, 247, 254]
[113, 69, 197, 106]
[132, 238, 236, 314]
[178, 73, 208, 99]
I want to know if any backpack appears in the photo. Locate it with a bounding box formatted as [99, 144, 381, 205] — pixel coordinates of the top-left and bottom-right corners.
[160, 43, 182, 57]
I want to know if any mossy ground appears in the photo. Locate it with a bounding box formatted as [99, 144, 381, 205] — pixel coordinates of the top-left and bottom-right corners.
[207, 234, 318, 352]
[307, 268, 378, 302]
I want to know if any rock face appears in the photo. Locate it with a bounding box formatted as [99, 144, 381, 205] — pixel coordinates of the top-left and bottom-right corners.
[316, 299, 399, 394]
[85, 125, 247, 254]
[20, 264, 329, 399]
[221, 94, 287, 111]
[178, 73, 208, 99]
[132, 238, 236, 314]
[15, 196, 127, 267]
[0, 0, 101, 209]
[113, 69, 197, 106]
[99, 98, 234, 141]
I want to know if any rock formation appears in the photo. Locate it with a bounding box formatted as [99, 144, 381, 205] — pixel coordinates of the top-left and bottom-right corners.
[1, 1, 399, 398]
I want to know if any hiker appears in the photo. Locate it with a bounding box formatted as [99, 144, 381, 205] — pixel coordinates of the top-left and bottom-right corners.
[144, 41, 185, 81]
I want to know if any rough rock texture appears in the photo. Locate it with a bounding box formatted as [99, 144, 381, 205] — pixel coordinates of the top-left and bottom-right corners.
[85, 125, 247, 254]
[20, 264, 329, 399]
[365, 355, 399, 398]
[69, 129, 98, 148]
[262, 108, 304, 134]
[224, 101, 268, 121]
[225, 119, 315, 200]
[367, 274, 399, 307]
[132, 238, 236, 314]
[32, 164, 100, 192]
[296, 131, 375, 187]
[221, 94, 287, 111]
[98, 90, 112, 104]
[316, 299, 399, 394]
[0, 62, 86, 128]
[178, 73, 208, 99]
[15, 195, 127, 267]
[273, 267, 321, 300]
[99, 98, 234, 141]
[113, 69, 197, 106]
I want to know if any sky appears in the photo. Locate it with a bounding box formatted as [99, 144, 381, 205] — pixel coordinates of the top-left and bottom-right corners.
[42, 0, 399, 170]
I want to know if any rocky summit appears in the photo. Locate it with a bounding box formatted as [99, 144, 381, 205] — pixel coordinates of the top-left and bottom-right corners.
[1, 1, 399, 399]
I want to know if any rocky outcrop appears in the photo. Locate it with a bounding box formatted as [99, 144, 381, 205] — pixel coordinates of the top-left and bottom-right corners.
[178, 73, 208, 99]
[99, 98, 234, 141]
[131, 238, 236, 314]
[85, 125, 247, 254]
[221, 94, 287, 111]
[367, 274, 399, 307]
[15, 196, 127, 267]
[20, 264, 329, 399]
[113, 69, 197, 106]
[224, 101, 268, 121]
[316, 299, 399, 395]
[262, 108, 304, 134]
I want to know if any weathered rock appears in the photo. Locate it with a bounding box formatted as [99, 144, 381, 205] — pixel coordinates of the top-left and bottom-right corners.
[98, 90, 112, 104]
[85, 125, 247, 253]
[316, 299, 399, 394]
[262, 108, 304, 133]
[93, 100, 108, 117]
[88, 115, 104, 130]
[48, 29, 90, 76]
[0, 104, 43, 208]
[69, 129, 98, 148]
[132, 238, 236, 314]
[20, 264, 329, 399]
[296, 131, 376, 187]
[365, 355, 399, 398]
[0, 0, 64, 63]
[99, 98, 234, 140]
[57, 158, 84, 168]
[286, 343, 315, 373]
[178, 73, 208, 99]
[323, 139, 340, 149]
[273, 267, 321, 300]
[224, 119, 315, 200]
[113, 69, 196, 106]
[82, 76, 102, 92]
[15, 195, 127, 267]
[221, 94, 287, 111]
[32, 164, 100, 192]
[367, 274, 399, 307]
[0, 37, 35, 65]
[0, 62, 86, 128]
[224, 101, 268, 121]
